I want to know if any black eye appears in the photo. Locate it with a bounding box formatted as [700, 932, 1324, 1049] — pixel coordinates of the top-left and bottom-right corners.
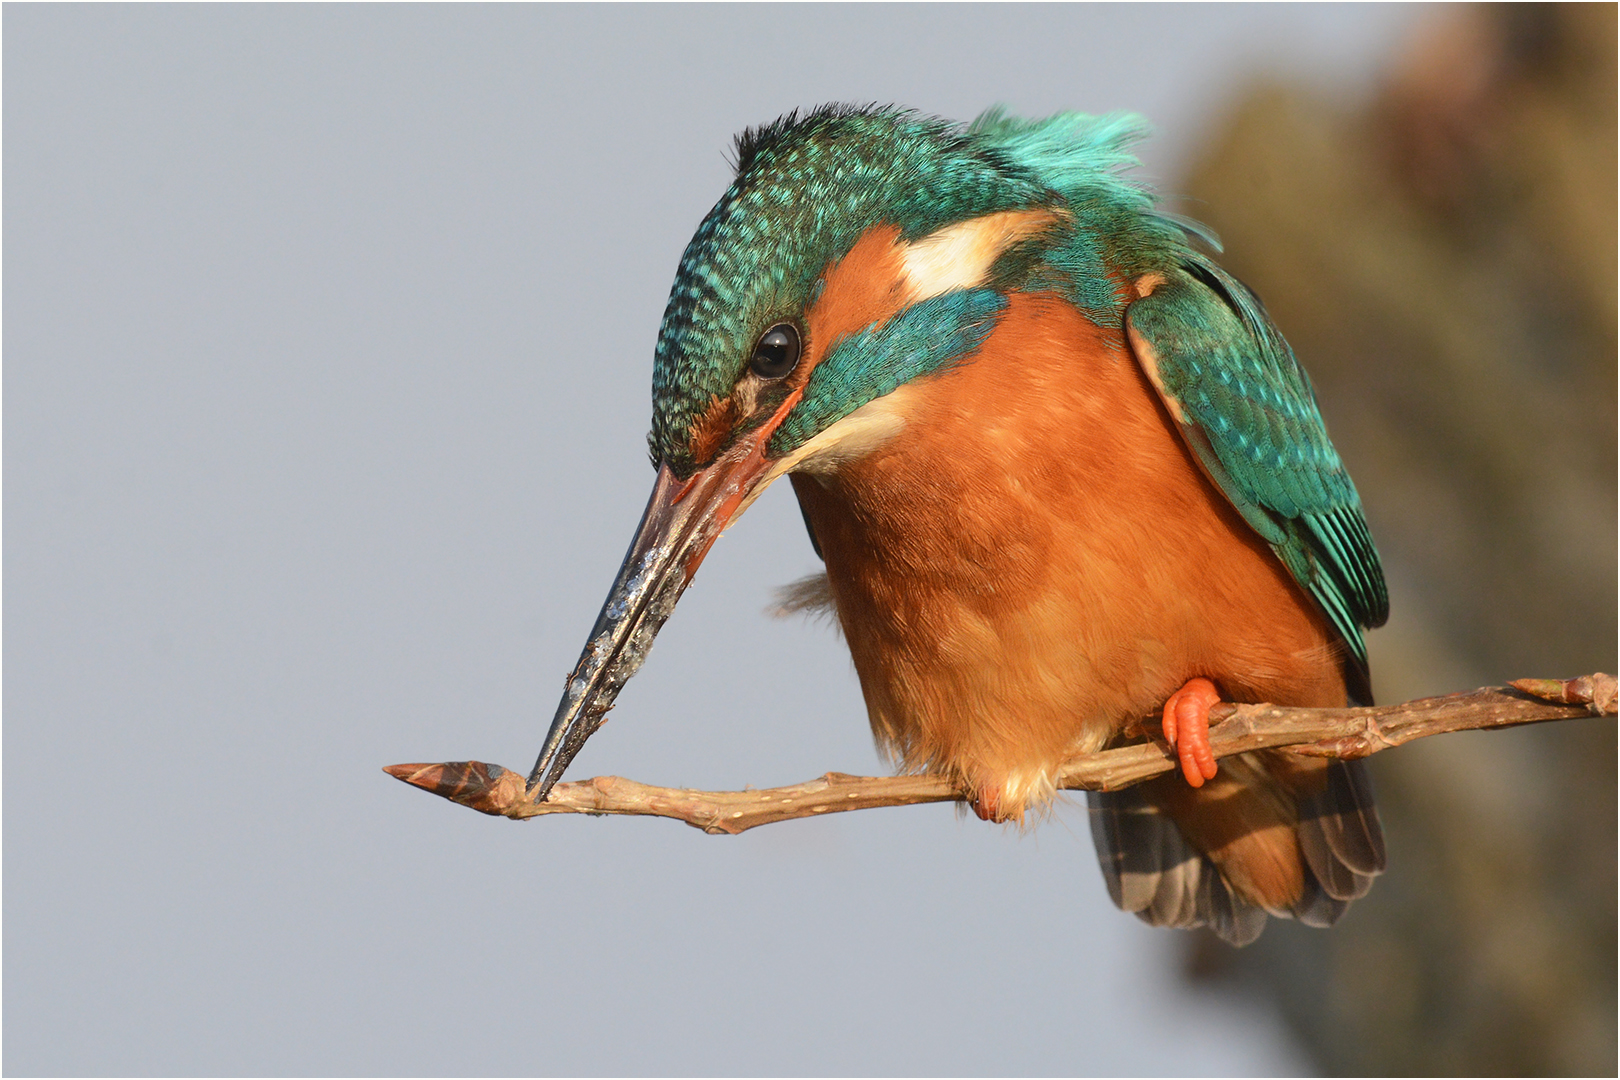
[749, 323, 801, 380]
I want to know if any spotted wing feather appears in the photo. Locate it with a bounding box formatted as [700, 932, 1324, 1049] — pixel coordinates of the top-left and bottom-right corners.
[1125, 261, 1388, 696]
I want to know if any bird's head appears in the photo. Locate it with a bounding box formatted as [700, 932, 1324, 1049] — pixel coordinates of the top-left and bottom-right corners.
[528, 105, 1188, 797]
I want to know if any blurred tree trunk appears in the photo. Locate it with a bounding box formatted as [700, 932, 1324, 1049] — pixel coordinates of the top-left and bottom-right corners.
[1174, 5, 1617, 1074]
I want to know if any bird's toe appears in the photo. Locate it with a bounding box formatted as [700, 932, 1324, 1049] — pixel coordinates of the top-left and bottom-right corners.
[1162, 677, 1222, 787]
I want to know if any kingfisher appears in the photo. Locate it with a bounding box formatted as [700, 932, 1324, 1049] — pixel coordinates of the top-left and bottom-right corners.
[527, 105, 1388, 945]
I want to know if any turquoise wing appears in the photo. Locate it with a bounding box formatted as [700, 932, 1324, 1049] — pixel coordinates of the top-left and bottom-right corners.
[1125, 260, 1388, 693]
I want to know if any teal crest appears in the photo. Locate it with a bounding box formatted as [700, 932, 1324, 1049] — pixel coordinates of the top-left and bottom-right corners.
[649, 105, 1190, 474]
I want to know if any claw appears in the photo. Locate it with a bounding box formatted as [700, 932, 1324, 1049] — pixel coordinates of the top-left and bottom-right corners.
[1162, 677, 1221, 788]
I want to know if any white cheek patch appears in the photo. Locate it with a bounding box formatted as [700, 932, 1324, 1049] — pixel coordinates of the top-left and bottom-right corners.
[898, 208, 1064, 303]
[731, 386, 916, 520]
[782, 386, 913, 476]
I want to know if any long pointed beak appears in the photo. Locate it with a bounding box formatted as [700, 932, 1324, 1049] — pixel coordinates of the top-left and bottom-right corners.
[526, 429, 782, 800]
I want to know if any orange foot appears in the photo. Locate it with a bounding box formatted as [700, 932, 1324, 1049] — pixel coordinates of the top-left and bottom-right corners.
[1162, 677, 1222, 788]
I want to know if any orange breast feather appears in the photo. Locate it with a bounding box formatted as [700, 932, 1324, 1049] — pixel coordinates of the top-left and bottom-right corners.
[791, 290, 1347, 817]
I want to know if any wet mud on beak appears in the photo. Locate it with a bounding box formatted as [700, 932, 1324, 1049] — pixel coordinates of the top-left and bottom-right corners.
[526, 433, 782, 800]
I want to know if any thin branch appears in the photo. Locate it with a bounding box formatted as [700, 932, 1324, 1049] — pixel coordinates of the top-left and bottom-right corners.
[384, 674, 1615, 835]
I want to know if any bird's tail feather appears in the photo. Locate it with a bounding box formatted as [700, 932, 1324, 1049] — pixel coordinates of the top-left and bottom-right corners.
[1286, 755, 1384, 926]
[1087, 781, 1269, 946]
[1086, 754, 1384, 946]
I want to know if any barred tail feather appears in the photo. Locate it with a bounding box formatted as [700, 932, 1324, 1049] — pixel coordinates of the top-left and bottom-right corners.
[1087, 785, 1268, 947]
[1087, 756, 1385, 946]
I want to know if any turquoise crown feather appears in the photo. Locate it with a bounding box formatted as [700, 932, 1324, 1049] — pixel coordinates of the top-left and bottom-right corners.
[648, 104, 1187, 475]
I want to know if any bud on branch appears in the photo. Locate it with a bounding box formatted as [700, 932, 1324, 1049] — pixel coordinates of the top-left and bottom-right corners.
[385, 675, 1615, 835]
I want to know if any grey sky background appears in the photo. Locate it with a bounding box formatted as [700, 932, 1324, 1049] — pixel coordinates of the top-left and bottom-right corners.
[8, 5, 1432, 1075]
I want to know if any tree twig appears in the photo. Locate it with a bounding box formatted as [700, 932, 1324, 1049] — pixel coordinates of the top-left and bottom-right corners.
[384, 674, 1615, 835]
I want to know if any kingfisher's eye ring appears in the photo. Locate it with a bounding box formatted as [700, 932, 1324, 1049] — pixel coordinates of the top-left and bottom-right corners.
[749, 323, 801, 380]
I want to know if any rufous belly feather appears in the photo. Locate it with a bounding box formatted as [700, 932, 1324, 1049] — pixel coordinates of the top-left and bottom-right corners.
[791, 290, 1347, 826]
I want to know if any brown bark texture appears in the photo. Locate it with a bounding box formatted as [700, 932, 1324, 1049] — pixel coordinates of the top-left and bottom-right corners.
[385, 674, 1613, 833]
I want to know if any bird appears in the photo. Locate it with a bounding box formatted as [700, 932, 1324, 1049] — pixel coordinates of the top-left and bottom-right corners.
[527, 105, 1389, 946]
